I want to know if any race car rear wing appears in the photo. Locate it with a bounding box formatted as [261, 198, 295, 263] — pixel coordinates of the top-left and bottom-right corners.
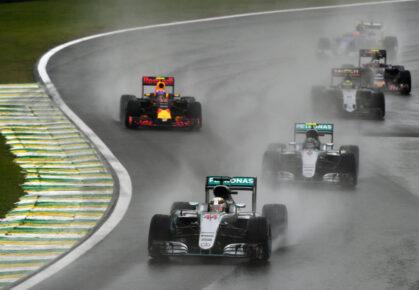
[142, 76, 175, 96]
[330, 68, 361, 87]
[205, 176, 257, 212]
[360, 21, 383, 29]
[294, 122, 334, 142]
[358, 49, 387, 65]
[331, 68, 361, 78]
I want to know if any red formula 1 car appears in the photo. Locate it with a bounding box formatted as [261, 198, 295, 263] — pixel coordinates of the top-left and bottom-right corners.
[120, 76, 202, 129]
[359, 49, 411, 95]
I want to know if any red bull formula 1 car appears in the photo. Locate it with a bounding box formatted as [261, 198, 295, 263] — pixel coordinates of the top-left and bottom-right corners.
[148, 176, 288, 261]
[359, 49, 411, 95]
[120, 76, 202, 129]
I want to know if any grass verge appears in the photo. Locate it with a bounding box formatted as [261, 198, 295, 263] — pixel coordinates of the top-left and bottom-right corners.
[0, 134, 25, 217]
[0, 0, 385, 82]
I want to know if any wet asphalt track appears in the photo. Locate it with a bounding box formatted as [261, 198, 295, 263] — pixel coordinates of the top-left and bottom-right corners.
[32, 2, 419, 289]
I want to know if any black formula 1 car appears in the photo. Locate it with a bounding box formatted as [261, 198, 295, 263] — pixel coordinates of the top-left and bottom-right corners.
[120, 76, 202, 129]
[317, 21, 398, 59]
[262, 123, 359, 187]
[359, 49, 412, 95]
[312, 67, 385, 119]
[148, 176, 288, 261]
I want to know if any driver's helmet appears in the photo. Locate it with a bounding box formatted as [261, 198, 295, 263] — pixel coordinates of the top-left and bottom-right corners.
[303, 129, 320, 150]
[341, 78, 355, 89]
[154, 81, 166, 97]
[370, 53, 381, 66]
[356, 23, 365, 33]
[209, 197, 227, 213]
[370, 58, 380, 66]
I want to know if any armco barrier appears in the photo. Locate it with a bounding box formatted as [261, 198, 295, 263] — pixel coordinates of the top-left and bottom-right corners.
[0, 83, 113, 288]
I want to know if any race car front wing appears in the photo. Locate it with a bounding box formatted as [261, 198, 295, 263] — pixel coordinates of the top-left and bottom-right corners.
[128, 116, 200, 128]
[278, 172, 342, 183]
[150, 241, 261, 258]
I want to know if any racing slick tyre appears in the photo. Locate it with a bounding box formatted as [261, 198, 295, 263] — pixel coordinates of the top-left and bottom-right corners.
[383, 36, 398, 60]
[148, 214, 172, 258]
[262, 143, 284, 187]
[338, 153, 358, 188]
[170, 201, 196, 215]
[398, 70, 411, 95]
[371, 92, 385, 119]
[188, 102, 202, 130]
[246, 217, 271, 261]
[125, 99, 141, 129]
[262, 153, 277, 188]
[180, 96, 196, 103]
[339, 145, 359, 172]
[262, 204, 288, 238]
[119, 95, 136, 123]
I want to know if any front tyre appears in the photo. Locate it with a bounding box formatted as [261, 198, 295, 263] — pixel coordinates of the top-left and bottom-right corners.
[120, 95, 136, 123]
[188, 102, 202, 130]
[246, 217, 271, 261]
[338, 153, 358, 188]
[148, 214, 172, 258]
[125, 99, 141, 129]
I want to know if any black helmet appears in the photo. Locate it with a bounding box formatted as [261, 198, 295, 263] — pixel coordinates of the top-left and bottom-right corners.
[213, 185, 231, 200]
[306, 129, 319, 140]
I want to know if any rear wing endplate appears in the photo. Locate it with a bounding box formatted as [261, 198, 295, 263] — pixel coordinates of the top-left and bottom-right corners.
[205, 176, 257, 212]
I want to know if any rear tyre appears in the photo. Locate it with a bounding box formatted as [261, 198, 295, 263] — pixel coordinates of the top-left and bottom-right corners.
[371, 92, 385, 119]
[148, 214, 172, 258]
[262, 204, 288, 238]
[383, 36, 398, 60]
[247, 217, 271, 261]
[398, 70, 411, 95]
[170, 201, 196, 215]
[262, 153, 277, 188]
[120, 95, 136, 123]
[180, 96, 196, 103]
[262, 143, 284, 187]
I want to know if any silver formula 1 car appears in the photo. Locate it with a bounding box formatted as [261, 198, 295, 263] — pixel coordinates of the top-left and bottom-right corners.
[148, 176, 287, 261]
[262, 123, 359, 187]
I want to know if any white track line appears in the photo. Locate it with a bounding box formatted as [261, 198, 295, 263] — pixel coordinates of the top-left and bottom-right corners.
[14, 0, 416, 288]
